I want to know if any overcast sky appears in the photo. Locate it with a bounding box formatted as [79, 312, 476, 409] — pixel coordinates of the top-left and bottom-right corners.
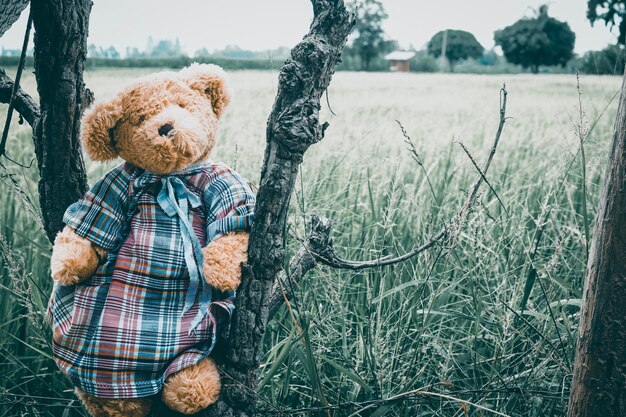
[0, 0, 619, 55]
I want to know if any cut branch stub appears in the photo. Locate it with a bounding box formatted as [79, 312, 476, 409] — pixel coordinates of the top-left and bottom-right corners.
[0, 68, 40, 128]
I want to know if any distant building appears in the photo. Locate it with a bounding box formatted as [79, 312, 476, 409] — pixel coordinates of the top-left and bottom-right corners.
[1, 47, 23, 57]
[384, 51, 416, 72]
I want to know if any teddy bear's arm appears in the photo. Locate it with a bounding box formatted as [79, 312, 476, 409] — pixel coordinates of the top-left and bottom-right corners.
[202, 232, 249, 292]
[50, 226, 107, 286]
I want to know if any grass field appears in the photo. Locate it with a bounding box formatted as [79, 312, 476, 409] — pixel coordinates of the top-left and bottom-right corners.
[0, 67, 622, 416]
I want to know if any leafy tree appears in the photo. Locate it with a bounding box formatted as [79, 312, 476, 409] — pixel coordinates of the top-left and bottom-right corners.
[579, 44, 625, 75]
[495, 5, 576, 73]
[427, 29, 484, 71]
[350, 0, 389, 70]
[587, 0, 626, 44]
[408, 50, 438, 73]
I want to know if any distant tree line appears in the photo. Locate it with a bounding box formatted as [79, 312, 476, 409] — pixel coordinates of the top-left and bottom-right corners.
[342, 0, 624, 75]
[1, 1, 624, 75]
[0, 55, 285, 71]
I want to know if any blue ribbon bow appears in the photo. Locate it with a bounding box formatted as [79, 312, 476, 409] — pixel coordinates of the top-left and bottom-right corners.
[157, 176, 212, 335]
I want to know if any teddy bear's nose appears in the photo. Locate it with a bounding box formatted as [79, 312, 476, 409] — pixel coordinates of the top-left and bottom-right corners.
[158, 123, 174, 137]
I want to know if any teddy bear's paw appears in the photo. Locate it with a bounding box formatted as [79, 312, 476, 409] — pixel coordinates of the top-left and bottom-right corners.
[50, 227, 105, 286]
[75, 388, 152, 417]
[162, 357, 221, 414]
[202, 232, 249, 292]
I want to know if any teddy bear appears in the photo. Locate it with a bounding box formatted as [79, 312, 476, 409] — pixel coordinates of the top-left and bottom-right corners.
[46, 63, 255, 417]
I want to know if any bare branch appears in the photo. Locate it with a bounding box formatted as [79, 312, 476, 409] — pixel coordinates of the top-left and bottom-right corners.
[311, 85, 509, 271]
[315, 228, 447, 270]
[0, 68, 39, 128]
[266, 86, 509, 318]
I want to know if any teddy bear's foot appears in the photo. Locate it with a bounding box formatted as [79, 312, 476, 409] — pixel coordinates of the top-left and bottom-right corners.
[202, 231, 249, 292]
[162, 357, 221, 415]
[75, 388, 152, 417]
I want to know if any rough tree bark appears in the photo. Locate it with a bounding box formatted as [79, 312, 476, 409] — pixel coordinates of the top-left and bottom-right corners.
[195, 2, 354, 416]
[30, 0, 91, 242]
[0, 0, 29, 38]
[567, 69, 626, 416]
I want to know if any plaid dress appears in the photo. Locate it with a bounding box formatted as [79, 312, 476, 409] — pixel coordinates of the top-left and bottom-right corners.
[46, 160, 255, 398]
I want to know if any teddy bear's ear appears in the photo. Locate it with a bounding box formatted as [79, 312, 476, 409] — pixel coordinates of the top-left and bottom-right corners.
[81, 99, 122, 161]
[179, 63, 233, 118]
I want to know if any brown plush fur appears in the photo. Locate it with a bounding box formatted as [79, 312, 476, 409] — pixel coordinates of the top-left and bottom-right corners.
[161, 357, 221, 415]
[54, 64, 244, 416]
[80, 64, 232, 174]
[202, 232, 249, 292]
[75, 388, 152, 417]
[50, 226, 106, 285]
[178, 64, 233, 118]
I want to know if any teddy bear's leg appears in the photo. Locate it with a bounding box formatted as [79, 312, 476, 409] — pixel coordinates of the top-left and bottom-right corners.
[75, 388, 152, 417]
[202, 231, 249, 292]
[161, 357, 221, 415]
[51, 226, 107, 285]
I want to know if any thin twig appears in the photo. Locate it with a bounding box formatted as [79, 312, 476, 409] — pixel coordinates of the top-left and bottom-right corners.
[0, 9, 33, 156]
[312, 85, 509, 270]
[456, 140, 507, 214]
[575, 71, 590, 259]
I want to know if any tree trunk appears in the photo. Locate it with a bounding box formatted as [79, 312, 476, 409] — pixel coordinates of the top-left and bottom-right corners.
[194, 1, 354, 416]
[567, 67, 626, 417]
[30, 0, 91, 242]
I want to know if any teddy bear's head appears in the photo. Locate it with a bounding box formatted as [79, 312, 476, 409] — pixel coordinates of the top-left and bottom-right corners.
[81, 63, 232, 174]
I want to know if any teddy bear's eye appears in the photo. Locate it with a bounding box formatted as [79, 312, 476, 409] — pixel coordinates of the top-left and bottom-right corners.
[158, 124, 174, 137]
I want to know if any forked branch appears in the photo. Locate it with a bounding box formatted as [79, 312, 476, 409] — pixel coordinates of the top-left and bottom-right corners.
[267, 86, 509, 316]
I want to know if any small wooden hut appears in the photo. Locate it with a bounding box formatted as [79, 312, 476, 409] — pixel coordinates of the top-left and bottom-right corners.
[384, 51, 416, 72]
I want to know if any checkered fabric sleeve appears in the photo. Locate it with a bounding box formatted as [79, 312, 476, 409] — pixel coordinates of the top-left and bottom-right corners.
[204, 166, 255, 242]
[63, 163, 133, 252]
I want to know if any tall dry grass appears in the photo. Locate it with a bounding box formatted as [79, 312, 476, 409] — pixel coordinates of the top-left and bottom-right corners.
[0, 68, 621, 416]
